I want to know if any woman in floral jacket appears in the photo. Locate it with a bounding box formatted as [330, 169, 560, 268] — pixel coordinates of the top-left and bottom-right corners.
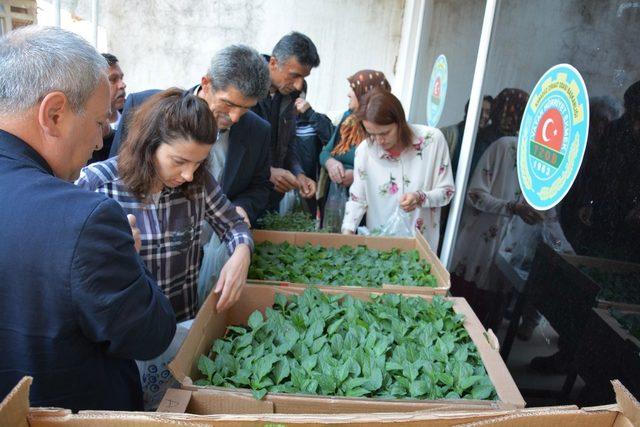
[341, 89, 455, 250]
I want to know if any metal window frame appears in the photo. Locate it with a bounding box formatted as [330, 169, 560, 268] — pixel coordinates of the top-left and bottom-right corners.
[438, 0, 499, 268]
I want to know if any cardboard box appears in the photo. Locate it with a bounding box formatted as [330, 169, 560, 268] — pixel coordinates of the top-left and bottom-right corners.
[575, 308, 640, 404]
[2, 377, 639, 426]
[250, 230, 450, 295]
[168, 283, 524, 413]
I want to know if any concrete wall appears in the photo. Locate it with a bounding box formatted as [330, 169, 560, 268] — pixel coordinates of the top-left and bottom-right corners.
[410, 0, 640, 126]
[41, 0, 405, 114]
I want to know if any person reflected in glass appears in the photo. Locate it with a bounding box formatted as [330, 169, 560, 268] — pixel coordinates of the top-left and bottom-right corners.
[450, 88, 541, 328]
[440, 95, 494, 176]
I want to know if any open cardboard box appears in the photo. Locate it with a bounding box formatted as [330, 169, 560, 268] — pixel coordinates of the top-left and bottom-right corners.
[3, 377, 639, 426]
[250, 230, 450, 295]
[167, 283, 524, 413]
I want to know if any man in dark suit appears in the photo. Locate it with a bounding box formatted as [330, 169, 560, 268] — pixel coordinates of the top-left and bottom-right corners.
[252, 32, 320, 211]
[0, 26, 175, 411]
[109, 45, 271, 226]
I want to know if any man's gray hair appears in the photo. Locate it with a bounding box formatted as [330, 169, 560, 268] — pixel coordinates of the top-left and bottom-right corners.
[207, 44, 270, 100]
[0, 26, 107, 116]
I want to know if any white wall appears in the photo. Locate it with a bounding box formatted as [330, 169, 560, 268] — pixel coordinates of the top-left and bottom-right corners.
[43, 0, 406, 114]
[410, 0, 640, 127]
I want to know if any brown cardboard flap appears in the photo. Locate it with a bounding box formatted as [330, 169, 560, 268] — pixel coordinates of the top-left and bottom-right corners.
[188, 389, 275, 414]
[456, 409, 620, 426]
[157, 388, 192, 413]
[612, 380, 640, 426]
[172, 284, 524, 413]
[0, 376, 31, 427]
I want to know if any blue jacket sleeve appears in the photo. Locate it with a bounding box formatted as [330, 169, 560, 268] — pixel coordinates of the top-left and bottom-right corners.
[69, 198, 176, 361]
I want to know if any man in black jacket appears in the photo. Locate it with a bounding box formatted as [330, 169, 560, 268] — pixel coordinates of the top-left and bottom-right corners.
[252, 32, 320, 211]
[109, 45, 271, 226]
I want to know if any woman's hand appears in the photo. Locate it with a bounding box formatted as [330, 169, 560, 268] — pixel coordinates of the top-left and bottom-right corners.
[214, 244, 251, 312]
[342, 169, 354, 187]
[399, 192, 421, 212]
[325, 158, 345, 184]
[514, 203, 543, 225]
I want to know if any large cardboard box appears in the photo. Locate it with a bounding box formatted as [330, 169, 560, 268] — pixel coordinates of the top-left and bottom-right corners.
[168, 283, 524, 413]
[250, 230, 450, 295]
[2, 377, 639, 426]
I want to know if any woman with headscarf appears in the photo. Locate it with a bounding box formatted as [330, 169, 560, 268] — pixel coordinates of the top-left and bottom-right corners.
[319, 70, 392, 189]
[450, 88, 542, 327]
[469, 89, 530, 178]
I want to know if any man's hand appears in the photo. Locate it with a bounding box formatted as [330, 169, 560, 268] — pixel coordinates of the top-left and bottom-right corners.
[294, 98, 311, 115]
[399, 192, 420, 213]
[235, 206, 251, 228]
[127, 214, 141, 252]
[297, 174, 316, 198]
[270, 167, 298, 193]
[213, 244, 251, 312]
[325, 158, 345, 184]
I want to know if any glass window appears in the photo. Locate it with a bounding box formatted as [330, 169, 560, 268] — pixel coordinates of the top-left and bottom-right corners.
[448, 0, 640, 407]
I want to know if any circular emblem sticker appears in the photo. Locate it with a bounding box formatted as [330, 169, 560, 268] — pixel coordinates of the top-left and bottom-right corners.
[517, 64, 589, 211]
[427, 54, 448, 127]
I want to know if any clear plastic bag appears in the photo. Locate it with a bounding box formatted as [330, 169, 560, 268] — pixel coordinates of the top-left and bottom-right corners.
[197, 233, 230, 309]
[322, 182, 348, 233]
[278, 190, 296, 216]
[377, 205, 414, 237]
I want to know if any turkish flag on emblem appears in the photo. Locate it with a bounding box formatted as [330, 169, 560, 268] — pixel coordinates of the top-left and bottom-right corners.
[534, 108, 564, 152]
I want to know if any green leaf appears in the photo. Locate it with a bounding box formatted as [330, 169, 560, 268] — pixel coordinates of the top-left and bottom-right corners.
[409, 380, 430, 398]
[302, 354, 318, 373]
[252, 388, 268, 400]
[197, 355, 215, 379]
[248, 310, 264, 330]
[471, 384, 495, 400]
[274, 358, 290, 385]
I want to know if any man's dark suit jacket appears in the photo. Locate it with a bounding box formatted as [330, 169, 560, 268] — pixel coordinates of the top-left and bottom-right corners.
[0, 130, 176, 411]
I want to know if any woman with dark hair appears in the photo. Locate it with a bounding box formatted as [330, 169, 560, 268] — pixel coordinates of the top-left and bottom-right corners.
[341, 89, 455, 249]
[76, 88, 252, 319]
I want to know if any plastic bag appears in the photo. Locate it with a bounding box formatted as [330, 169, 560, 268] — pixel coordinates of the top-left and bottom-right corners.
[136, 319, 193, 411]
[279, 190, 296, 216]
[322, 182, 348, 233]
[377, 205, 414, 237]
[197, 233, 230, 309]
